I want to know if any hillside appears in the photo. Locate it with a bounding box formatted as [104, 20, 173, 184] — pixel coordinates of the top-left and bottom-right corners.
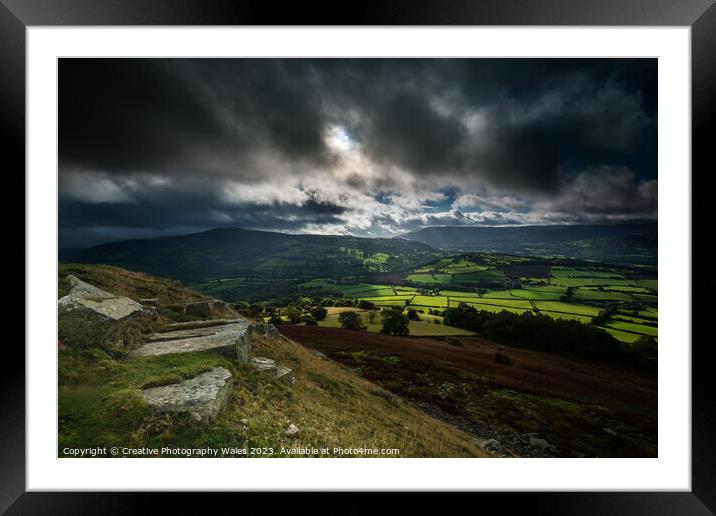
[281, 325, 657, 458]
[398, 223, 657, 265]
[58, 264, 489, 458]
[59, 227, 439, 284]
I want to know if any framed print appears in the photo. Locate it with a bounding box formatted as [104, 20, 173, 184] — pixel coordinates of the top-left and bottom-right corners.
[4, 0, 713, 512]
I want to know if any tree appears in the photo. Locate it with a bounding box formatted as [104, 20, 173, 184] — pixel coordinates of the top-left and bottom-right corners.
[357, 299, 375, 310]
[285, 307, 301, 324]
[381, 309, 410, 336]
[301, 315, 318, 326]
[248, 303, 263, 318]
[367, 310, 378, 324]
[406, 308, 420, 321]
[338, 311, 366, 331]
[310, 305, 328, 321]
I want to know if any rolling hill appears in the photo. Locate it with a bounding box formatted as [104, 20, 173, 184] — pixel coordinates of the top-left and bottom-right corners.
[60, 227, 439, 283]
[397, 223, 657, 265]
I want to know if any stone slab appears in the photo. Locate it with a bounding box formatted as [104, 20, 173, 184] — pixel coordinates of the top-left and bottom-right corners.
[142, 367, 233, 422]
[131, 319, 250, 357]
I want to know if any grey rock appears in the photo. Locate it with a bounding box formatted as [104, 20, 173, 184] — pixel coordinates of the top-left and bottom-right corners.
[264, 323, 281, 341]
[351, 367, 363, 377]
[603, 427, 617, 436]
[250, 356, 277, 372]
[285, 423, 300, 436]
[250, 357, 295, 385]
[58, 275, 148, 350]
[528, 436, 556, 453]
[483, 439, 506, 454]
[275, 365, 296, 385]
[59, 275, 143, 321]
[168, 299, 231, 319]
[310, 350, 327, 359]
[142, 367, 233, 423]
[132, 319, 250, 358]
[166, 319, 238, 330]
[139, 298, 158, 306]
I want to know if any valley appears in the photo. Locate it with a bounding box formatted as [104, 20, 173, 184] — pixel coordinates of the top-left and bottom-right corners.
[58, 223, 658, 458]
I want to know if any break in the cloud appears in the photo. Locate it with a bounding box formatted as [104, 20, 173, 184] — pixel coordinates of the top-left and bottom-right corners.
[59, 58, 657, 248]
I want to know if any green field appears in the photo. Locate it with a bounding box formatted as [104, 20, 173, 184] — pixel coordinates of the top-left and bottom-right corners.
[506, 289, 566, 300]
[534, 302, 601, 317]
[410, 295, 449, 307]
[406, 273, 453, 284]
[603, 328, 644, 343]
[453, 268, 506, 284]
[636, 279, 658, 291]
[550, 277, 639, 288]
[466, 298, 534, 310]
[457, 302, 529, 315]
[298, 255, 657, 344]
[571, 289, 634, 302]
[439, 290, 481, 298]
[539, 312, 595, 324]
[605, 321, 658, 337]
[550, 267, 624, 279]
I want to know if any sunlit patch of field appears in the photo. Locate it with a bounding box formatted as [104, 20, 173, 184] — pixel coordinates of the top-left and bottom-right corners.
[533, 302, 600, 317]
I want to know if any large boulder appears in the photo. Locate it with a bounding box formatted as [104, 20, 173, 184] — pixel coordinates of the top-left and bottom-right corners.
[142, 367, 233, 423]
[58, 275, 151, 351]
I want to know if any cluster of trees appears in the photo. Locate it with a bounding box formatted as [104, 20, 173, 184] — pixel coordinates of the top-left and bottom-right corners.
[236, 294, 412, 336]
[443, 303, 656, 371]
[337, 307, 410, 336]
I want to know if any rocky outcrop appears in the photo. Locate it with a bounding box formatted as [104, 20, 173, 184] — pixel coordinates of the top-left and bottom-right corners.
[59, 275, 143, 320]
[142, 367, 233, 423]
[58, 275, 151, 350]
[132, 319, 251, 358]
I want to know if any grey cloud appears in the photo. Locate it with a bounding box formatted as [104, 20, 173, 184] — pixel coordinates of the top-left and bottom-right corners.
[59, 58, 657, 247]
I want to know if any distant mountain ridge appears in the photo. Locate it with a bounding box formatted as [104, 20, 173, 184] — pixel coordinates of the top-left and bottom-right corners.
[397, 222, 657, 265]
[59, 227, 438, 283]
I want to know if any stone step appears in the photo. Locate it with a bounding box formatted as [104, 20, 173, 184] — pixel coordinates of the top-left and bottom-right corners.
[142, 367, 233, 423]
[146, 327, 218, 342]
[249, 356, 296, 385]
[132, 319, 251, 358]
[164, 319, 239, 331]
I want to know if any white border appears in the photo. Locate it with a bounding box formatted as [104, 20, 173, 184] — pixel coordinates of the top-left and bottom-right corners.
[27, 27, 691, 491]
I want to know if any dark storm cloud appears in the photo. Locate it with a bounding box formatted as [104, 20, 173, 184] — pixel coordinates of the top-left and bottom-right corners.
[58, 58, 657, 247]
[59, 59, 330, 177]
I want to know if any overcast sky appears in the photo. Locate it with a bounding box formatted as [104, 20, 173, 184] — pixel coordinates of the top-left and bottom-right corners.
[59, 58, 657, 248]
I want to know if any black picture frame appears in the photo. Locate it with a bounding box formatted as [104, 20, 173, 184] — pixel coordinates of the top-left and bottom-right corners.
[4, 0, 712, 513]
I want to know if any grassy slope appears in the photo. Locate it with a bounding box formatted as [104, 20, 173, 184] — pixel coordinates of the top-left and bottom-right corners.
[58, 264, 488, 458]
[59, 263, 206, 304]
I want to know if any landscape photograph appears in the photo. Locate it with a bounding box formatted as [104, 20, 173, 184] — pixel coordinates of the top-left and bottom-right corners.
[58, 58, 658, 458]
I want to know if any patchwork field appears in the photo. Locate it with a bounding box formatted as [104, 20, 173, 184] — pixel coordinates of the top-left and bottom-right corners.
[298, 256, 657, 343]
